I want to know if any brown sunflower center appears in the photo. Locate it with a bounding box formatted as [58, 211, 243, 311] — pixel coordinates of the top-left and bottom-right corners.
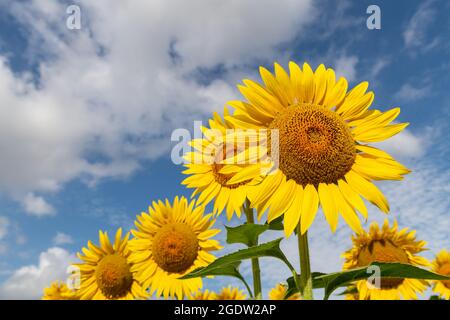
[152, 222, 199, 273]
[437, 264, 450, 289]
[211, 143, 251, 188]
[95, 254, 133, 299]
[357, 240, 409, 289]
[268, 104, 355, 186]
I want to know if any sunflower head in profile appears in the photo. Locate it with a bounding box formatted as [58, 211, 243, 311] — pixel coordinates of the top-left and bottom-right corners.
[431, 249, 450, 300]
[129, 196, 222, 299]
[224, 62, 410, 236]
[189, 289, 217, 300]
[268, 283, 301, 300]
[74, 228, 146, 300]
[42, 281, 77, 300]
[182, 108, 262, 220]
[343, 220, 430, 300]
[215, 286, 247, 300]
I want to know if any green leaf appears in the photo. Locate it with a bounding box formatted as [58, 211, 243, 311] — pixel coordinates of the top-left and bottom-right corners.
[429, 295, 444, 300]
[266, 216, 284, 231]
[226, 223, 269, 247]
[193, 260, 243, 278]
[315, 262, 450, 299]
[337, 286, 358, 296]
[182, 260, 253, 297]
[181, 238, 295, 280]
[285, 272, 327, 297]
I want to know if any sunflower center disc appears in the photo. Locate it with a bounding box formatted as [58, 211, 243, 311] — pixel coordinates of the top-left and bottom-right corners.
[357, 240, 409, 289]
[438, 264, 450, 288]
[212, 143, 250, 188]
[269, 104, 355, 186]
[152, 223, 199, 273]
[95, 254, 133, 299]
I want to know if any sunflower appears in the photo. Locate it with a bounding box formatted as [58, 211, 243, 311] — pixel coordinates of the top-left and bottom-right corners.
[182, 108, 262, 220]
[224, 62, 410, 236]
[42, 281, 77, 300]
[343, 220, 429, 300]
[74, 228, 146, 300]
[268, 283, 301, 300]
[215, 286, 247, 300]
[129, 196, 222, 299]
[431, 249, 450, 300]
[189, 289, 217, 300]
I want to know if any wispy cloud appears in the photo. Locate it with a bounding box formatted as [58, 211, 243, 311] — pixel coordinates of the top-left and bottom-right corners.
[22, 193, 55, 217]
[334, 55, 359, 82]
[403, 0, 439, 52]
[0, 216, 9, 240]
[394, 83, 430, 102]
[52, 232, 74, 245]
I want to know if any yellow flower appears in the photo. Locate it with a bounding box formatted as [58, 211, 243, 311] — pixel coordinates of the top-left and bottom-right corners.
[268, 283, 301, 300]
[182, 108, 261, 220]
[74, 228, 146, 300]
[189, 289, 217, 300]
[129, 196, 222, 299]
[215, 286, 247, 300]
[431, 249, 450, 300]
[343, 220, 430, 300]
[224, 62, 409, 236]
[42, 281, 77, 300]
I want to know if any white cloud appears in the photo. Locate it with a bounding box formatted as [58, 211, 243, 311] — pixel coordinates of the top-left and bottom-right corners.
[0, 0, 315, 212]
[0, 216, 9, 240]
[370, 58, 390, 79]
[403, 0, 437, 50]
[0, 247, 75, 299]
[394, 83, 429, 102]
[52, 232, 73, 245]
[334, 55, 358, 82]
[22, 193, 55, 217]
[376, 128, 427, 160]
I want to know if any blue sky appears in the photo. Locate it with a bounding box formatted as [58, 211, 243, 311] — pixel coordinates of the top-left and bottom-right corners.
[0, 0, 449, 299]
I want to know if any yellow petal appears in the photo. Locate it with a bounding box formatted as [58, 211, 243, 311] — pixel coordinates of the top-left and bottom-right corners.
[345, 170, 389, 213]
[338, 179, 368, 219]
[318, 183, 338, 232]
[267, 179, 297, 222]
[283, 184, 304, 237]
[353, 123, 409, 142]
[329, 184, 362, 233]
[300, 184, 319, 234]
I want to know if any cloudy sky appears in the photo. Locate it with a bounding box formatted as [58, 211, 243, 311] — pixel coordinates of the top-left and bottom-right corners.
[0, 0, 449, 299]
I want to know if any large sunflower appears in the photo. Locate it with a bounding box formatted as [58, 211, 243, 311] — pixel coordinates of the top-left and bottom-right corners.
[343, 220, 429, 300]
[224, 62, 409, 236]
[129, 196, 222, 299]
[42, 281, 77, 300]
[182, 108, 261, 220]
[74, 228, 146, 300]
[431, 249, 450, 300]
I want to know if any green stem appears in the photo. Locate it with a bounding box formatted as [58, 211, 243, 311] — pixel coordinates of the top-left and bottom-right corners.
[244, 199, 262, 299]
[297, 224, 313, 300]
[239, 275, 254, 298]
